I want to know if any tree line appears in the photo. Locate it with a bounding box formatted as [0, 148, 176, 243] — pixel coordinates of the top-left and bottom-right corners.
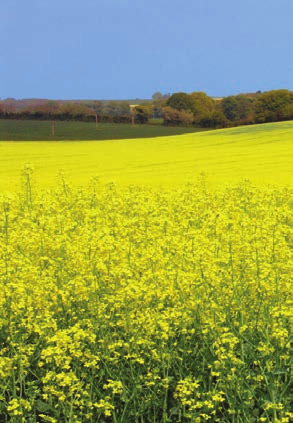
[1, 89, 293, 128]
[0, 101, 133, 123]
[160, 89, 293, 128]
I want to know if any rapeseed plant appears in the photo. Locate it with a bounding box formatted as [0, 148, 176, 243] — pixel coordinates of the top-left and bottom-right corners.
[0, 172, 291, 422]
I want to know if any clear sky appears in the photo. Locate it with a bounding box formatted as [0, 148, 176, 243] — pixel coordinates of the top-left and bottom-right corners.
[1, 0, 292, 100]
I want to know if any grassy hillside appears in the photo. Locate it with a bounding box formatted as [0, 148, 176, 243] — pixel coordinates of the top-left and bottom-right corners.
[0, 121, 292, 191]
[0, 119, 204, 141]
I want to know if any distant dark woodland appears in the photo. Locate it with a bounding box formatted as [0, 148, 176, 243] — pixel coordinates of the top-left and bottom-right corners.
[1, 89, 293, 129]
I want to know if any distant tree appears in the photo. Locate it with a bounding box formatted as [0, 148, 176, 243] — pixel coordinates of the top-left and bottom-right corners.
[1, 98, 16, 113]
[28, 101, 60, 119]
[152, 92, 170, 101]
[179, 110, 194, 126]
[236, 95, 255, 120]
[57, 103, 95, 120]
[255, 89, 292, 123]
[166, 92, 193, 112]
[85, 100, 104, 115]
[113, 114, 132, 123]
[197, 111, 230, 129]
[46, 100, 60, 112]
[221, 96, 240, 122]
[190, 92, 215, 122]
[162, 107, 176, 125]
[275, 103, 293, 121]
[162, 106, 193, 126]
[102, 101, 130, 116]
[221, 95, 256, 123]
[151, 92, 170, 119]
[152, 106, 164, 119]
[152, 91, 164, 101]
[134, 105, 153, 124]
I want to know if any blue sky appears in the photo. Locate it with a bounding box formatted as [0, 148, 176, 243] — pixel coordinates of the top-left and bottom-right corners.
[1, 0, 292, 100]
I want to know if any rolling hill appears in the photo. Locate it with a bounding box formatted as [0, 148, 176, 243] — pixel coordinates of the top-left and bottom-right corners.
[0, 121, 292, 191]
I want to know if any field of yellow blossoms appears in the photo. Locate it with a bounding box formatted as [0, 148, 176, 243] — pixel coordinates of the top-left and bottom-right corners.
[0, 166, 292, 423]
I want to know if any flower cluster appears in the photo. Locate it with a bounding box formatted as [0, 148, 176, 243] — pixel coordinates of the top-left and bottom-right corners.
[0, 175, 292, 422]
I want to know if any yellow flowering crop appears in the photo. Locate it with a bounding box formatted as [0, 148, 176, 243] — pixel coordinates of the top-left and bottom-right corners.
[0, 168, 292, 422]
[0, 121, 292, 191]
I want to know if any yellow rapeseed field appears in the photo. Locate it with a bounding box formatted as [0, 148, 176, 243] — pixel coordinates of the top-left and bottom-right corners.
[0, 123, 292, 422]
[0, 121, 292, 191]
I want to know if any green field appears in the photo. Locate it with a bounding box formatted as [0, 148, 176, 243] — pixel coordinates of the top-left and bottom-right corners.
[0, 121, 292, 191]
[0, 119, 204, 141]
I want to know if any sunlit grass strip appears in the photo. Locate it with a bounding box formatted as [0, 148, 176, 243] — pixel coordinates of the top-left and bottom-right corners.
[0, 168, 292, 422]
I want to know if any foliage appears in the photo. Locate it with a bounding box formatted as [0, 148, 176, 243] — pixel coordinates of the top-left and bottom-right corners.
[166, 93, 194, 112]
[1, 90, 292, 129]
[101, 101, 131, 117]
[221, 95, 255, 123]
[162, 106, 194, 126]
[163, 91, 256, 128]
[221, 96, 240, 122]
[235, 95, 256, 120]
[0, 169, 292, 422]
[57, 103, 96, 120]
[112, 114, 131, 124]
[197, 111, 231, 128]
[85, 100, 104, 115]
[189, 92, 215, 119]
[255, 90, 293, 123]
[134, 105, 153, 124]
[152, 91, 170, 101]
[0, 101, 131, 123]
[275, 103, 293, 122]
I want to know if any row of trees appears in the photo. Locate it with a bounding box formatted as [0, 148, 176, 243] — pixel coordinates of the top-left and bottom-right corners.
[0, 100, 153, 124]
[0, 101, 125, 121]
[160, 89, 293, 128]
[125, 89, 293, 128]
[1, 89, 293, 128]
